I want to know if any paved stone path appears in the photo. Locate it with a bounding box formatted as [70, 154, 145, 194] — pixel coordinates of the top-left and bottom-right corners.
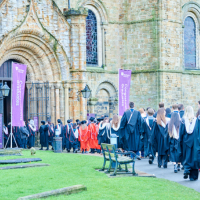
[135, 158, 200, 193]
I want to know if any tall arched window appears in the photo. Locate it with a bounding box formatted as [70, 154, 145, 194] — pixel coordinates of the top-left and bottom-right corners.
[86, 9, 98, 65]
[184, 16, 196, 69]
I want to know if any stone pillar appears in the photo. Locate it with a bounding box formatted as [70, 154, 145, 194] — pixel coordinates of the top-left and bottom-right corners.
[55, 84, 60, 121]
[89, 98, 98, 114]
[64, 82, 70, 122]
[50, 83, 55, 125]
[65, 7, 88, 120]
[26, 83, 32, 119]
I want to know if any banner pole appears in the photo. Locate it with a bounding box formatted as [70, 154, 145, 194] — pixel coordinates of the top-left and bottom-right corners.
[11, 62, 13, 148]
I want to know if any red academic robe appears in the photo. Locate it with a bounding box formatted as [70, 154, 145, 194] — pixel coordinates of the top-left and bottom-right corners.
[79, 126, 90, 151]
[88, 123, 101, 149]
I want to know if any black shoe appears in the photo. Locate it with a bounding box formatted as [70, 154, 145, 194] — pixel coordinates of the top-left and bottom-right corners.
[82, 151, 85, 154]
[51, 148, 54, 150]
[164, 165, 167, 169]
[181, 166, 184, 170]
[177, 164, 181, 171]
[174, 164, 178, 173]
[46, 148, 49, 151]
[39, 148, 43, 150]
[149, 155, 153, 164]
[158, 165, 161, 168]
[67, 149, 70, 153]
[183, 172, 189, 179]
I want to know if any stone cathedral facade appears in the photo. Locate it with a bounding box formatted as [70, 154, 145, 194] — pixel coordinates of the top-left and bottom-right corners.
[0, 0, 200, 125]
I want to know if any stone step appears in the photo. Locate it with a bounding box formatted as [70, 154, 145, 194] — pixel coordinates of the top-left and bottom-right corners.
[0, 163, 49, 170]
[0, 158, 42, 164]
[17, 185, 87, 200]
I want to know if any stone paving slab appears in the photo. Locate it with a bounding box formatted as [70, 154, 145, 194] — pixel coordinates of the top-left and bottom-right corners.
[0, 148, 22, 156]
[0, 158, 42, 164]
[135, 158, 200, 193]
[0, 163, 49, 170]
[17, 185, 87, 200]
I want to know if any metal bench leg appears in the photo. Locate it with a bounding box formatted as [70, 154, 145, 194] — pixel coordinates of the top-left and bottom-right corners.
[132, 160, 137, 176]
[99, 158, 106, 171]
[110, 161, 118, 176]
[125, 164, 128, 172]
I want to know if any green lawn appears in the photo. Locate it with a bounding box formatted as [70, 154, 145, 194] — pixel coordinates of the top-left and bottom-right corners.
[0, 150, 199, 200]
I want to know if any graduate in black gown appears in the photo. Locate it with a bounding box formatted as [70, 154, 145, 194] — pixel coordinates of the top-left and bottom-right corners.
[110, 115, 121, 148]
[19, 121, 30, 149]
[64, 120, 72, 152]
[97, 117, 111, 145]
[119, 102, 142, 153]
[70, 123, 79, 153]
[151, 108, 170, 168]
[54, 119, 65, 150]
[142, 108, 156, 164]
[39, 121, 49, 150]
[178, 104, 185, 119]
[27, 120, 36, 148]
[167, 112, 181, 173]
[153, 102, 165, 118]
[14, 126, 21, 147]
[178, 106, 200, 181]
[47, 120, 54, 150]
[3, 124, 9, 148]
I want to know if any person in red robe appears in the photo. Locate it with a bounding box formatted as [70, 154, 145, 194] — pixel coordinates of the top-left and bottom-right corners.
[79, 120, 90, 153]
[88, 117, 100, 153]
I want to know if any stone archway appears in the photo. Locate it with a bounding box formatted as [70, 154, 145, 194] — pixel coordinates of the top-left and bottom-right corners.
[91, 80, 118, 117]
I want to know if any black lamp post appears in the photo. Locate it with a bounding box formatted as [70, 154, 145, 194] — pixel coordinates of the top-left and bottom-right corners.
[77, 85, 92, 115]
[1, 82, 10, 97]
[0, 82, 10, 149]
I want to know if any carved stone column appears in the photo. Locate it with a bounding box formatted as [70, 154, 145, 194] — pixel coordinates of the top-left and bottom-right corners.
[55, 83, 61, 121]
[26, 83, 32, 119]
[50, 83, 55, 124]
[64, 82, 70, 122]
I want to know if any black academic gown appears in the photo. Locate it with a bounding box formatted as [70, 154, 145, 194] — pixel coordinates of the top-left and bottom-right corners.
[97, 122, 110, 145]
[27, 124, 36, 148]
[39, 125, 48, 147]
[110, 125, 121, 148]
[47, 124, 54, 146]
[143, 117, 155, 157]
[54, 124, 65, 149]
[179, 110, 185, 119]
[64, 124, 72, 150]
[14, 127, 21, 147]
[178, 118, 200, 174]
[151, 121, 169, 156]
[119, 109, 142, 152]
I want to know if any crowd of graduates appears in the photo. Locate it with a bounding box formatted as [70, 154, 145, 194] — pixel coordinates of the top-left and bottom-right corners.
[3, 100, 200, 181]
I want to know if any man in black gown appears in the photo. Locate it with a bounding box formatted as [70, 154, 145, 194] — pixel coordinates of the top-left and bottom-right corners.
[39, 121, 49, 150]
[119, 102, 142, 153]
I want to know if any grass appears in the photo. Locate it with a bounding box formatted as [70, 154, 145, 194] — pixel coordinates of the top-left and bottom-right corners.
[0, 150, 199, 200]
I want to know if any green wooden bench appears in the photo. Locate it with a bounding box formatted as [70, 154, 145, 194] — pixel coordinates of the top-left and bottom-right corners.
[99, 143, 110, 171]
[105, 143, 141, 176]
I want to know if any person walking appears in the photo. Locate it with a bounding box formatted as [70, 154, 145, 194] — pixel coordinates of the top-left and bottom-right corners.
[19, 121, 29, 149]
[178, 106, 200, 181]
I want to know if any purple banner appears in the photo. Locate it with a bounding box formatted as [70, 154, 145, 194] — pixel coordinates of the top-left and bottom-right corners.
[0, 114, 2, 148]
[33, 116, 39, 131]
[12, 63, 27, 127]
[118, 69, 132, 116]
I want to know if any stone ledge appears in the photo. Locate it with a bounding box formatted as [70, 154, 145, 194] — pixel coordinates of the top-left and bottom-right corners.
[17, 185, 87, 200]
[0, 158, 42, 164]
[0, 163, 49, 170]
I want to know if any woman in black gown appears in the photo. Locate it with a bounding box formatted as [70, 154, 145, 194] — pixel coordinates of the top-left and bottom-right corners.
[179, 106, 200, 181]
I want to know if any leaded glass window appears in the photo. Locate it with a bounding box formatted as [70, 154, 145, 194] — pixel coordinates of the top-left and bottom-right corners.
[184, 17, 196, 69]
[86, 10, 98, 65]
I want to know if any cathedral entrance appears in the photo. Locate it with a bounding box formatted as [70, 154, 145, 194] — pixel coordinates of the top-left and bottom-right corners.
[0, 60, 28, 126]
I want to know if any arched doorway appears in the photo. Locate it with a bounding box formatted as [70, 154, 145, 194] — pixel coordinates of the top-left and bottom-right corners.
[0, 60, 28, 126]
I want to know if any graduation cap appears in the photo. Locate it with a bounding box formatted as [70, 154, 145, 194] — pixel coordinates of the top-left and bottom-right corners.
[104, 115, 109, 118]
[97, 118, 103, 122]
[76, 119, 80, 123]
[67, 120, 71, 123]
[41, 121, 45, 125]
[90, 117, 95, 122]
[57, 119, 62, 124]
[81, 120, 87, 124]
